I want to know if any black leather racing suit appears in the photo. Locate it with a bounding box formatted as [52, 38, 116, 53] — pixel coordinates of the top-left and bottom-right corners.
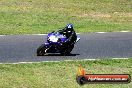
[58, 27, 77, 45]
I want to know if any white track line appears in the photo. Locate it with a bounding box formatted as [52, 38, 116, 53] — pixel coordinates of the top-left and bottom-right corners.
[96, 32, 107, 33]
[0, 33, 80, 36]
[0, 58, 129, 64]
[0, 31, 131, 37]
[32, 33, 80, 35]
[120, 31, 130, 33]
[31, 34, 47, 35]
[112, 58, 128, 60]
[0, 35, 6, 36]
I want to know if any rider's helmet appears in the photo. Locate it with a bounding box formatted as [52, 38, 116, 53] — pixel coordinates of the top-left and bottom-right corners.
[66, 23, 74, 32]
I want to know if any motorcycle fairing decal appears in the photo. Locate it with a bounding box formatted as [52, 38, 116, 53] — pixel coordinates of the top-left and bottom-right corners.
[48, 35, 58, 42]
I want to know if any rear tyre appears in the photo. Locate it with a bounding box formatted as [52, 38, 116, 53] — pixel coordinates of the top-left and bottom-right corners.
[61, 44, 74, 56]
[37, 44, 46, 56]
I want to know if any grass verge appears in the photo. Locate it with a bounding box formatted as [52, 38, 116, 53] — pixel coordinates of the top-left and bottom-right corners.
[0, 58, 132, 88]
[0, 0, 132, 34]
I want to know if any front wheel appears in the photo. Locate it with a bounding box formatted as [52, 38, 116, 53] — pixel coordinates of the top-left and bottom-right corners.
[37, 44, 46, 56]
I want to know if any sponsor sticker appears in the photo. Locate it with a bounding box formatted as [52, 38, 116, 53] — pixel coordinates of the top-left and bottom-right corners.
[76, 65, 131, 85]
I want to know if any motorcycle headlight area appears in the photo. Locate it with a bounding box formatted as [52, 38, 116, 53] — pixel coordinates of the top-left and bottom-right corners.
[48, 35, 58, 42]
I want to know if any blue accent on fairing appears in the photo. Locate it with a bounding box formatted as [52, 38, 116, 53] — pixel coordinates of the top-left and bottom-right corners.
[60, 38, 66, 42]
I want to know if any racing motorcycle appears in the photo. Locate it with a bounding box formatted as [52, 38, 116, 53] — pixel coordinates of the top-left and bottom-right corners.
[37, 31, 80, 56]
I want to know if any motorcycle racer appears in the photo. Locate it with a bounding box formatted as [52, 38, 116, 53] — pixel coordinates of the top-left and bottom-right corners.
[58, 23, 77, 45]
[37, 23, 80, 56]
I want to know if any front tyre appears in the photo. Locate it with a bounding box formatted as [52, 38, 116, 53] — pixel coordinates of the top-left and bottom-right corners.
[37, 44, 46, 56]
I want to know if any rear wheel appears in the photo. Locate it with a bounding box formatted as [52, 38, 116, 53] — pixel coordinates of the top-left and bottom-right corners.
[37, 44, 46, 56]
[61, 44, 74, 56]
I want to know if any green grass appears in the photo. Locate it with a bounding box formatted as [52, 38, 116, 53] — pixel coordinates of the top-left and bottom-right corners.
[0, 58, 132, 88]
[0, 0, 132, 34]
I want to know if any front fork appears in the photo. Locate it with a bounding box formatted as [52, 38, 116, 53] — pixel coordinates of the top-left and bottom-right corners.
[44, 42, 52, 53]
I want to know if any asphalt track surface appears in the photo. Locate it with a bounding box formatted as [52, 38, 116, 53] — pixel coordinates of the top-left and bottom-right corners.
[0, 32, 132, 63]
